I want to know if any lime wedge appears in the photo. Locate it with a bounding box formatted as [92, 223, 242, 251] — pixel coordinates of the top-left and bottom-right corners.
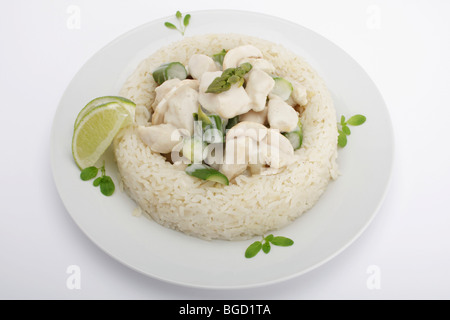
[72, 102, 131, 169]
[74, 96, 135, 128]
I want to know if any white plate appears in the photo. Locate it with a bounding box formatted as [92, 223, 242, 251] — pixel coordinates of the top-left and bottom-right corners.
[51, 10, 393, 289]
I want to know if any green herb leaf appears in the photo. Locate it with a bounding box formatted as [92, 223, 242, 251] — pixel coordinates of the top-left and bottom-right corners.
[183, 14, 191, 27]
[262, 241, 271, 254]
[337, 114, 366, 147]
[342, 124, 351, 135]
[80, 166, 98, 181]
[164, 11, 191, 36]
[93, 177, 102, 187]
[338, 131, 348, 148]
[99, 176, 115, 196]
[164, 22, 177, 30]
[245, 241, 262, 258]
[347, 114, 366, 126]
[244, 234, 294, 258]
[270, 236, 294, 247]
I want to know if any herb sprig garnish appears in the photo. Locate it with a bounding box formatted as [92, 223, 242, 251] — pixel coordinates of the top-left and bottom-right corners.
[206, 63, 252, 94]
[337, 114, 366, 147]
[80, 161, 115, 196]
[164, 11, 191, 36]
[245, 234, 294, 258]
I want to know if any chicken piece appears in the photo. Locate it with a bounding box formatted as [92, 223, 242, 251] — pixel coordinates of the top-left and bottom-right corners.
[264, 129, 295, 168]
[153, 78, 180, 108]
[239, 107, 268, 125]
[248, 129, 295, 175]
[226, 121, 268, 142]
[220, 163, 248, 181]
[198, 71, 251, 119]
[291, 83, 308, 106]
[238, 57, 275, 74]
[267, 96, 299, 132]
[188, 54, 218, 80]
[164, 85, 198, 135]
[220, 122, 264, 180]
[137, 123, 181, 154]
[245, 68, 275, 112]
[220, 123, 264, 180]
[222, 45, 263, 70]
[220, 121, 295, 179]
[225, 136, 259, 165]
[221, 137, 257, 180]
[152, 79, 199, 125]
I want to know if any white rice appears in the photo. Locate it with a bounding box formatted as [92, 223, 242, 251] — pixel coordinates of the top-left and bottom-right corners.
[114, 34, 338, 240]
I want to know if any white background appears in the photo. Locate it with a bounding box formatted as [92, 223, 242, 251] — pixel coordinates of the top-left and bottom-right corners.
[1, 0, 449, 299]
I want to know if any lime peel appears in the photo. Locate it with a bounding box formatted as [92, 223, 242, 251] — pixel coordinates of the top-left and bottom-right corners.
[74, 96, 135, 129]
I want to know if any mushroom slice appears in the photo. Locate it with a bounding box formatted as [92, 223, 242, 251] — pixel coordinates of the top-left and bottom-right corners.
[137, 123, 182, 154]
[198, 71, 251, 119]
[245, 68, 275, 112]
[222, 45, 263, 70]
[188, 54, 218, 80]
[267, 95, 299, 132]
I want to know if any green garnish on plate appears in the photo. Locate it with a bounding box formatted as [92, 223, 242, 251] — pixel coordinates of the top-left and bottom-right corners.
[338, 114, 367, 147]
[245, 234, 294, 258]
[164, 11, 191, 36]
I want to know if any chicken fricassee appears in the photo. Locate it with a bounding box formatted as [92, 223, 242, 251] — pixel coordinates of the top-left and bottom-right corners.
[138, 45, 308, 185]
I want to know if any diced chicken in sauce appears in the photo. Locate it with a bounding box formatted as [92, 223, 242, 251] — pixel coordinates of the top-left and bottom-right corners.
[245, 68, 275, 112]
[220, 121, 295, 180]
[137, 123, 181, 154]
[198, 71, 251, 119]
[152, 79, 199, 125]
[164, 85, 199, 135]
[140, 45, 307, 184]
[267, 95, 299, 132]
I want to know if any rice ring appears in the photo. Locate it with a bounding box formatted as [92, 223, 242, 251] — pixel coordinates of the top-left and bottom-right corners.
[113, 34, 338, 240]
